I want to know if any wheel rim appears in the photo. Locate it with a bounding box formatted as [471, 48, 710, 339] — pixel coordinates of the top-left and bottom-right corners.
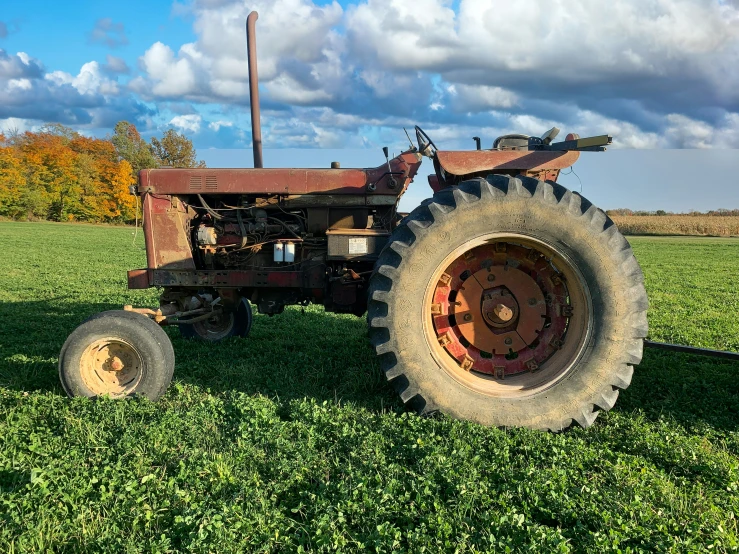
[192, 311, 235, 341]
[423, 234, 592, 398]
[79, 338, 143, 397]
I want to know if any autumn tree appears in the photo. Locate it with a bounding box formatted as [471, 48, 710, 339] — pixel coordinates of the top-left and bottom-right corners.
[70, 134, 136, 222]
[18, 127, 81, 221]
[112, 121, 159, 174]
[0, 134, 27, 219]
[0, 120, 206, 224]
[1, 124, 138, 223]
[150, 128, 206, 168]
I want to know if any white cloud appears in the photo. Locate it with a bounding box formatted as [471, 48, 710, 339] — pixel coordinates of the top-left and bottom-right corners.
[135, 0, 345, 104]
[0, 117, 38, 134]
[0, 50, 42, 79]
[43, 62, 119, 96]
[448, 84, 519, 112]
[3, 0, 739, 151]
[118, 0, 739, 149]
[208, 120, 233, 131]
[138, 42, 197, 98]
[8, 78, 32, 91]
[170, 114, 202, 133]
[664, 113, 739, 148]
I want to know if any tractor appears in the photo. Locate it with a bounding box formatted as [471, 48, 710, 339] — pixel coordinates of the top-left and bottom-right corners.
[58, 12, 648, 431]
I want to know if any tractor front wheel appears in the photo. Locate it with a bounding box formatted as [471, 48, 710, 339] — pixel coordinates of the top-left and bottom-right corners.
[368, 175, 648, 431]
[59, 310, 175, 401]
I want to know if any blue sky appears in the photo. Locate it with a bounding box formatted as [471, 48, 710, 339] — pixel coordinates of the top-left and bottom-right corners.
[1, 0, 739, 210]
[0, 0, 194, 75]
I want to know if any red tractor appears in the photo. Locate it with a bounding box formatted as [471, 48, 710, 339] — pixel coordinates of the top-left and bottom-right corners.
[59, 13, 647, 431]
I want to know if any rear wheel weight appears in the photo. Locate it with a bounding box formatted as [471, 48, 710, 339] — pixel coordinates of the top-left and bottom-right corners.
[59, 310, 175, 401]
[368, 175, 648, 431]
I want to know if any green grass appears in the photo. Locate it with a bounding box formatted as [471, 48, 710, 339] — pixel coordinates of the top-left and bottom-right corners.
[1, 223, 739, 553]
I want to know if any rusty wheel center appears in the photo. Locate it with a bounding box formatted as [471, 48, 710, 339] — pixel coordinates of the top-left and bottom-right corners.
[79, 338, 143, 397]
[482, 290, 518, 328]
[425, 237, 590, 394]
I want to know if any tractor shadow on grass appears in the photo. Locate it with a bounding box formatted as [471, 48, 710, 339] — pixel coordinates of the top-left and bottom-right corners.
[3, 299, 739, 428]
[0, 300, 398, 413]
[615, 347, 739, 432]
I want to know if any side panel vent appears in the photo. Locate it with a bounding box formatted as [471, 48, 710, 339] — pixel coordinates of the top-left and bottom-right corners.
[189, 175, 202, 190]
[205, 175, 218, 190]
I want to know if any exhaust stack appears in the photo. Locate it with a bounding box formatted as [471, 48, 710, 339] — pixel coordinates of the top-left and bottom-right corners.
[246, 11, 263, 168]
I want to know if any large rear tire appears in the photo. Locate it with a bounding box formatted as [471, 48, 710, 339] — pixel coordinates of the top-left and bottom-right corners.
[368, 175, 648, 431]
[59, 310, 175, 401]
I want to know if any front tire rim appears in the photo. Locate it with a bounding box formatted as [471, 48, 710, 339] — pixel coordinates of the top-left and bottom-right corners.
[423, 233, 592, 398]
[79, 338, 144, 397]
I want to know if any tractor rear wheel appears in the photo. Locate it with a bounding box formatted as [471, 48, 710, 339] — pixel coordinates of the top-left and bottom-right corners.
[178, 298, 253, 342]
[368, 175, 648, 431]
[59, 310, 175, 401]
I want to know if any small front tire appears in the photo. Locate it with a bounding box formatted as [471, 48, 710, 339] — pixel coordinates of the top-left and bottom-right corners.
[59, 310, 175, 401]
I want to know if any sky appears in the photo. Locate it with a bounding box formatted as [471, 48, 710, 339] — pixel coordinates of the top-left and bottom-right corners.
[1, 0, 739, 211]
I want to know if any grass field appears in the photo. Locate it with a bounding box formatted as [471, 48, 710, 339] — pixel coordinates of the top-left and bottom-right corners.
[1, 222, 739, 553]
[610, 215, 739, 237]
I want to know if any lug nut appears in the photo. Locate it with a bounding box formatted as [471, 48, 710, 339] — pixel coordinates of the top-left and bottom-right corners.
[463, 313, 473, 322]
[487, 274, 496, 282]
[504, 337, 513, 345]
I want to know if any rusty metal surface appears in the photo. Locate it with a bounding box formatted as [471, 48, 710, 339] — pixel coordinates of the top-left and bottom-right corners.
[436, 150, 580, 176]
[427, 174, 442, 193]
[246, 11, 263, 168]
[143, 194, 196, 270]
[430, 242, 571, 377]
[151, 268, 324, 289]
[325, 228, 390, 236]
[453, 266, 545, 354]
[127, 269, 151, 289]
[137, 152, 422, 196]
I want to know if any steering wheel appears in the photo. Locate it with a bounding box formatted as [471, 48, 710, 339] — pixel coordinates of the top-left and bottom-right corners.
[415, 125, 438, 158]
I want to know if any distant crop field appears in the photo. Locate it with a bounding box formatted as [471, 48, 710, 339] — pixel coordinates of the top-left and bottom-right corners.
[611, 214, 739, 236]
[1, 223, 739, 552]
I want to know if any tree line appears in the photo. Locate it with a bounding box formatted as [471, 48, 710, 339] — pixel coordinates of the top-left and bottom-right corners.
[0, 122, 205, 224]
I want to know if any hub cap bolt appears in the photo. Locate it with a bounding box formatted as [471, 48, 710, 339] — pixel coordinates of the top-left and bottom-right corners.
[487, 274, 496, 282]
[493, 304, 513, 322]
[463, 313, 473, 322]
[504, 337, 513, 345]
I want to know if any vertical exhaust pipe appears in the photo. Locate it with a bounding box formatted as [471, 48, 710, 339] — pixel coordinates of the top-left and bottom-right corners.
[246, 11, 263, 168]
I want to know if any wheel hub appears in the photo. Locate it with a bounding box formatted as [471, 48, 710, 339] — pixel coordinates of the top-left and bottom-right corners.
[429, 242, 576, 379]
[481, 287, 518, 328]
[79, 338, 143, 396]
[453, 264, 546, 356]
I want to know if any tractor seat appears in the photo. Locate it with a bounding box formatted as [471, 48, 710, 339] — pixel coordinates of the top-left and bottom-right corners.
[492, 134, 530, 151]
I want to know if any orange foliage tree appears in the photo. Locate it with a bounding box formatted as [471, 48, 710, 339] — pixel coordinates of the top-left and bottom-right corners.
[0, 125, 137, 223]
